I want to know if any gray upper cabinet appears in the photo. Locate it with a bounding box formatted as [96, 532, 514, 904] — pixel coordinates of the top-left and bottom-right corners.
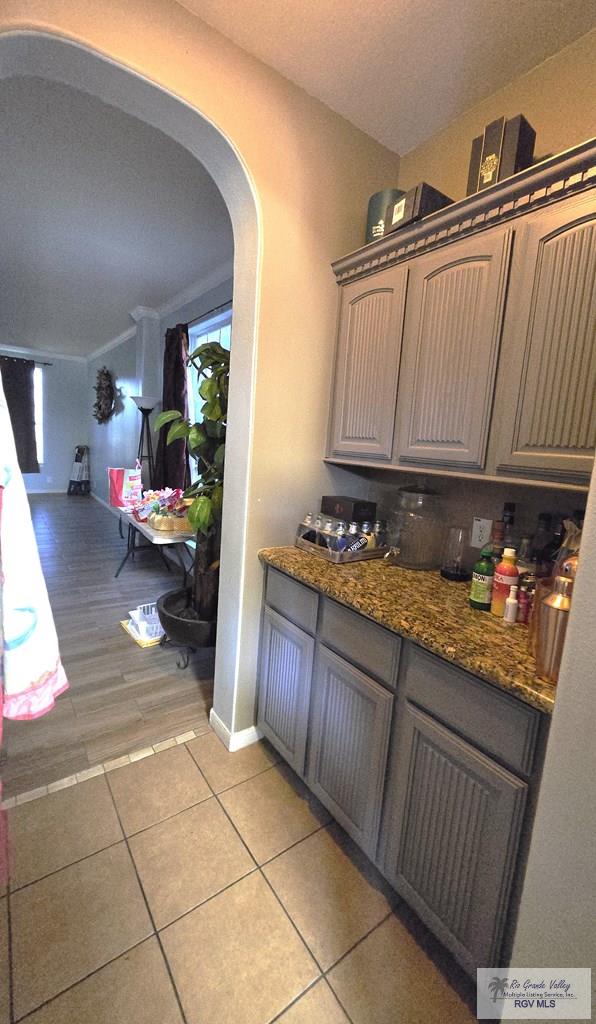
[494, 191, 596, 484]
[327, 263, 409, 460]
[395, 227, 514, 469]
[307, 645, 393, 856]
[257, 606, 314, 776]
[380, 701, 527, 974]
[327, 142, 595, 485]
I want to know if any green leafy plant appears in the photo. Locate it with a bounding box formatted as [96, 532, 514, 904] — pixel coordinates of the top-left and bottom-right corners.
[154, 341, 229, 621]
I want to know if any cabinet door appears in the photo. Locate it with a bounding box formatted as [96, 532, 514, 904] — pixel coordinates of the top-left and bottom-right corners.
[395, 227, 514, 469]
[327, 263, 409, 460]
[257, 607, 314, 776]
[307, 645, 393, 856]
[494, 192, 596, 483]
[380, 702, 527, 974]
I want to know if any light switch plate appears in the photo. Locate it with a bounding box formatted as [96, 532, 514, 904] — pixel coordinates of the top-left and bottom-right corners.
[471, 517, 492, 549]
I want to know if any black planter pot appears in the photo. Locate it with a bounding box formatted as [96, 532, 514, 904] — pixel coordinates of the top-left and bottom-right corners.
[156, 588, 216, 648]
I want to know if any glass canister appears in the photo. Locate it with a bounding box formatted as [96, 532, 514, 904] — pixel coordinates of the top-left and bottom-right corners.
[386, 487, 443, 570]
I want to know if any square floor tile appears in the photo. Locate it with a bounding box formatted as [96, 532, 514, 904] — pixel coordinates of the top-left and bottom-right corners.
[219, 764, 329, 864]
[107, 745, 211, 835]
[0, 899, 8, 1024]
[327, 915, 476, 1024]
[11, 843, 153, 1019]
[23, 938, 183, 1024]
[8, 776, 122, 889]
[161, 871, 319, 1024]
[130, 797, 255, 928]
[263, 824, 394, 970]
[187, 731, 279, 793]
[277, 980, 349, 1023]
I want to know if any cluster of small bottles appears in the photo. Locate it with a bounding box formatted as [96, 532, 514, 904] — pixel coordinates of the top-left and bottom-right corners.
[301, 513, 387, 553]
[468, 503, 584, 626]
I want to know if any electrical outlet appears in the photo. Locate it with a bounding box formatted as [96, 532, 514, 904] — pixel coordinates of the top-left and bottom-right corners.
[471, 517, 492, 549]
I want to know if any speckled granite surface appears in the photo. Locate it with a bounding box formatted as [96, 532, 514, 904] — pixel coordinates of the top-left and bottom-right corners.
[259, 547, 555, 715]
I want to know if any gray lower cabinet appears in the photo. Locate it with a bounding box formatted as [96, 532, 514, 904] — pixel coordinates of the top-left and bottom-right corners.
[257, 605, 314, 776]
[307, 645, 393, 857]
[379, 700, 527, 975]
[258, 568, 543, 974]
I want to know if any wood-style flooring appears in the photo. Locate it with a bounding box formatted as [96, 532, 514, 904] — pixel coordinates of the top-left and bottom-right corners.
[1, 495, 214, 798]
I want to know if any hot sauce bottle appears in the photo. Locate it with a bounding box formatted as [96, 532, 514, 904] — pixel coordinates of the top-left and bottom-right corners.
[491, 547, 519, 617]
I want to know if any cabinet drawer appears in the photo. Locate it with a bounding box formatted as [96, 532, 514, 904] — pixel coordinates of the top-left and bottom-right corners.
[265, 568, 318, 634]
[318, 598, 401, 688]
[402, 644, 539, 777]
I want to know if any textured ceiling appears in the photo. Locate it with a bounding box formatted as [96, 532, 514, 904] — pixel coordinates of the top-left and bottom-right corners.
[177, 0, 596, 154]
[0, 77, 233, 356]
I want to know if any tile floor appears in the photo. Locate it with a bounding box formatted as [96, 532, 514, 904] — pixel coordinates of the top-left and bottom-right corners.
[1, 731, 477, 1024]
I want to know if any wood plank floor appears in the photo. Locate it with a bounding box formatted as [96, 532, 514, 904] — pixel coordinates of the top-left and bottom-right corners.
[1, 495, 214, 798]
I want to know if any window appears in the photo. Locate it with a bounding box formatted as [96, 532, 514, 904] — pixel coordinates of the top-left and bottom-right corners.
[187, 305, 232, 427]
[33, 366, 44, 465]
[186, 305, 232, 483]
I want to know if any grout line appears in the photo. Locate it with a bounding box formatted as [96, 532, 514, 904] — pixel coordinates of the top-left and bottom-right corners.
[12, 935, 152, 1024]
[258, 866, 325, 975]
[266, 977, 325, 1023]
[8, 838, 124, 895]
[104, 775, 190, 1024]
[319, 976, 357, 1024]
[323, 908, 395, 975]
[258, 821, 329, 869]
[208, 758, 283, 797]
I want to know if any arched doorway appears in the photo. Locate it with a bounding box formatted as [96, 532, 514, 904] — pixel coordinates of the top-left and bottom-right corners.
[0, 30, 261, 748]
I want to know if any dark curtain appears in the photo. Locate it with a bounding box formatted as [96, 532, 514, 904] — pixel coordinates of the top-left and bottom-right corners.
[0, 357, 39, 474]
[153, 324, 190, 490]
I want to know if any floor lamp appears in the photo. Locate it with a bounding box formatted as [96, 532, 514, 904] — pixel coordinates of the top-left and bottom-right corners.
[131, 396, 159, 489]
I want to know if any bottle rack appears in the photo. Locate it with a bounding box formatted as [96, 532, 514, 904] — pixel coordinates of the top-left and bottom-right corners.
[295, 520, 389, 564]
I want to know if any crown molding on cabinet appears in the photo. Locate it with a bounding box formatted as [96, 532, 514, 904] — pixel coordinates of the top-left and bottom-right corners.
[333, 138, 596, 283]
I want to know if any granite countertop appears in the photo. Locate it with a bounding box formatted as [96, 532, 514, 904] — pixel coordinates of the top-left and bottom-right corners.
[259, 546, 556, 715]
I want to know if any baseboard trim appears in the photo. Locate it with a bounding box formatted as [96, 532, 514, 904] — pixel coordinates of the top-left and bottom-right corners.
[209, 708, 262, 752]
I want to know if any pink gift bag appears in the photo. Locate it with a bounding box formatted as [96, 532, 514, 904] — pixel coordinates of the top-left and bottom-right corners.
[108, 463, 143, 508]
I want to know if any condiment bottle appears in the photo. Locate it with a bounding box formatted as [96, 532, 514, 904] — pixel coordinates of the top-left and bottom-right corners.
[373, 520, 386, 547]
[503, 502, 516, 548]
[469, 544, 494, 612]
[491, 547, 519, 617]
[517, 585, 530, 624]
[504, 585, 519, 625]
[361, 522, 376, 549]
[346, 522, 368, 553]
[334, 522, 348, 552]
[491, 520, 505, 565]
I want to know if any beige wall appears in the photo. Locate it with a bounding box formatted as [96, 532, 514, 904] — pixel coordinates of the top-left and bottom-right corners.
[1, 0, 401, 737]
[399, 28, 596, 201]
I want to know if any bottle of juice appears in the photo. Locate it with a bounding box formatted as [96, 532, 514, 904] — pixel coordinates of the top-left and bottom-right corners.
[469, 545, 494, 611]
[361, 522, 376, 549]
[491, 548, 519, 617]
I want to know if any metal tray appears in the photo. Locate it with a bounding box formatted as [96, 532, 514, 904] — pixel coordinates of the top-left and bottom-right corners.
[295, 536, 389, 564]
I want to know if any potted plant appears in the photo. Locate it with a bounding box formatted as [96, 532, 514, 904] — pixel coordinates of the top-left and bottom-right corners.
[154, 340, 229, 652]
